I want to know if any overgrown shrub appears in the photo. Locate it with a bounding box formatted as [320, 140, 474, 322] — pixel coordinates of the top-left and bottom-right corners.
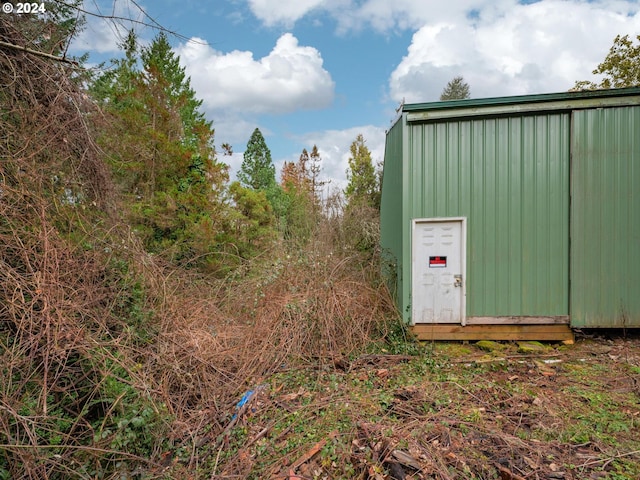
[0, 10, 403, 479]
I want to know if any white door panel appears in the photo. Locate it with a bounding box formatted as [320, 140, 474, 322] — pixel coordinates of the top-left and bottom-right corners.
[412, 219, 466, 324]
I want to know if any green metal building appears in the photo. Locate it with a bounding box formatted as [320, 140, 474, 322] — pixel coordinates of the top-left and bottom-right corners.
[380, 87, 640, 340]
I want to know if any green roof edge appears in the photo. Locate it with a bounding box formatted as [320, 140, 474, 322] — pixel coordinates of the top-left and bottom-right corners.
[402, 86, 640, 112]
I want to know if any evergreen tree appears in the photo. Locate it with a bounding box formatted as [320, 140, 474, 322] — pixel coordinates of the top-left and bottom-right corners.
[91, 31, 228, 264]
[440, 76, 471, 100]
[91, 30, 139, 104]
[238, 128, 276, 191]
[91, 31, 152, 196]
[345, 134, 379, 209]
[227, 181, 276, 256]
[573, 34, 640, 90]
[237, 128, 293, 234]
[141, 32, 215, 156]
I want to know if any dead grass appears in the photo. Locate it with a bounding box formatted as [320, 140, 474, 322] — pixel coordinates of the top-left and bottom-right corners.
[139, 233, 397, 468]
[1, 12, 397, 474]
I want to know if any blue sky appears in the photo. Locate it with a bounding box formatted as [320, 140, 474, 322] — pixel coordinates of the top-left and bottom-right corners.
[70, 0, 640, 190]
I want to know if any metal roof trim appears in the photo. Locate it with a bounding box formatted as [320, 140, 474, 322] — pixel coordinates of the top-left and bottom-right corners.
[403, 87, 640, 122]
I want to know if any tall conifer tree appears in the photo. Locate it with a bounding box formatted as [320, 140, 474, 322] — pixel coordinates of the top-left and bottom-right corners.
[238, 128, 276, 191]
[345, 134, 379, 209]
[440, 76, 471, 100]
[91, 31, 228, 261]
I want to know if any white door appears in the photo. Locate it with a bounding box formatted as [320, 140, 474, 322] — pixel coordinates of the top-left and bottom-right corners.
[412, 218, 466, 324]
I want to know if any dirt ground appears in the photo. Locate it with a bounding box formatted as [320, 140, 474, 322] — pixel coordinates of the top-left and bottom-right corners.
[213, 330, 640, 480]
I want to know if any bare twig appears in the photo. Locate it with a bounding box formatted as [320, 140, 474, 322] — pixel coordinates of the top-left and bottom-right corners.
[0, 39, 78, 64]
[52, 0, 206, 43]
[575, 450, 640, 468]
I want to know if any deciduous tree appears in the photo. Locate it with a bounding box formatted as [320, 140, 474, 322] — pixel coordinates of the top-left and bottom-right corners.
[280, 147, 322, 242]
[281, 149, 312, 194]
[573, 34, 640, 90]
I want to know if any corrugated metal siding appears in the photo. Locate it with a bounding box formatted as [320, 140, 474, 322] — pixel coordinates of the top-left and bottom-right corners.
[380, 119, 405, 311]
[406, 114, 570, 317]
[571, 106, 640, 327]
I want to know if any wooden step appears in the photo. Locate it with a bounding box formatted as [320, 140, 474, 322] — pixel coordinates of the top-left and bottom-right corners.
[411, 323, 574, 343]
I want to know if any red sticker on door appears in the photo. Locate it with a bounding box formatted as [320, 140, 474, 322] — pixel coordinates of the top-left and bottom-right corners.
[429, 256, 447, 268]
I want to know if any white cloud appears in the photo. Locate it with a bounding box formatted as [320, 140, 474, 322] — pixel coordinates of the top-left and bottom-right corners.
[247, 0, 327, 26]
[241, 1, 639, 102]
[177, 33, 335, 114]
[389, 1, 640, 102]
[243, 0, 513, 32]
[337, 0, 513, 33]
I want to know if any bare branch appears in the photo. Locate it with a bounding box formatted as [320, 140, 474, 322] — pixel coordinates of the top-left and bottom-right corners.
[51, 0, 207, 44]
[0, 39, 78, 65]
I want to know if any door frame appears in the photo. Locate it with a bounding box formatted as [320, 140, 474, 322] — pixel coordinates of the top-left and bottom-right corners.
[411, 217, 467, 326]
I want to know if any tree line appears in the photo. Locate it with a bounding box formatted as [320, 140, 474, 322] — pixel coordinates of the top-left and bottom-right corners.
[89, 30, 382, 272]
